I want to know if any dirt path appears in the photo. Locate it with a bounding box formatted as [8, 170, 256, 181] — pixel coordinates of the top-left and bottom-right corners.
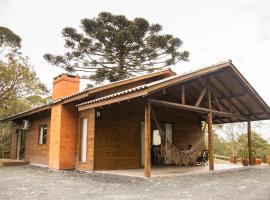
[0, 165, 269, 200]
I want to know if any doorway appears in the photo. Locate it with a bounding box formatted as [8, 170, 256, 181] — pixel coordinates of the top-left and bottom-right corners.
[141, 122, 173, 167]
[16, 130, 26, 160]
[151, 129, 162, 166]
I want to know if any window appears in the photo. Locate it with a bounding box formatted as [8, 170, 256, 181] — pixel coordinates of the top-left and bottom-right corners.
[80, 118, 88, 162]
[152, 130, 161, 145]
[38, 125, 47, 144]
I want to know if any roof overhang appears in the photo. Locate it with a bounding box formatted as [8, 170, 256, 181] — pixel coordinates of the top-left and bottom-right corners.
[77, 60, 270, 123]
[0, 104, 51, 123]
[0, 68, 175, 122]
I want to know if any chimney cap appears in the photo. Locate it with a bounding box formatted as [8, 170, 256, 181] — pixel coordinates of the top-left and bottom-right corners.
[53, 73, 80, 80]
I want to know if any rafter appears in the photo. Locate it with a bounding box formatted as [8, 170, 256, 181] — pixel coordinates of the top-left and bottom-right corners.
[212, 75, 257, 120]
[195, 85, 207, 107]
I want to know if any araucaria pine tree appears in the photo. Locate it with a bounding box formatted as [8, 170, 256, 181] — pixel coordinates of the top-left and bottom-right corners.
[44, 12, 189, 84]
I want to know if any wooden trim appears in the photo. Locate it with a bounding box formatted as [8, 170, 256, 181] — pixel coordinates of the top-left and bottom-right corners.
[144, 102, 151, 178]
[149, 99, 248, 119]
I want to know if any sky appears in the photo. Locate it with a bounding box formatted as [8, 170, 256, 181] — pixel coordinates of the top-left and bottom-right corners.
[1, 0, 270, 138]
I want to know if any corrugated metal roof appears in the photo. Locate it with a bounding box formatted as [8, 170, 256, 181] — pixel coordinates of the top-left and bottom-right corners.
[58, 68, 174, 101]
[0, 68, 174, 121]
[76, 60, 233, 108]
[77, 85, 147, 107]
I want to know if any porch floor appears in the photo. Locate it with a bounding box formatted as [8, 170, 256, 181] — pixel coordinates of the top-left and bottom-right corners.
[96, 163, 244, 178]
[0, 159, 29, 167]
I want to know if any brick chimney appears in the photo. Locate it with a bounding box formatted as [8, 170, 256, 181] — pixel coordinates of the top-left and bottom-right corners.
[52, 74, 80, 100]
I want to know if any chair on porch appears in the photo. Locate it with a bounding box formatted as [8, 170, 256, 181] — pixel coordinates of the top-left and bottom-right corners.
[196, 150, 209, 166]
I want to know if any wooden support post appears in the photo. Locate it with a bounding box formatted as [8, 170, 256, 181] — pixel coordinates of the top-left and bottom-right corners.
[247, 121, 253, 165]
[144, 102, 151, 177]
[181, 85, 185, 104]
[208, 84, 214, 170]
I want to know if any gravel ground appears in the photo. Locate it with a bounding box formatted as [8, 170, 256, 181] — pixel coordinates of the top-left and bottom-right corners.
[0, 165, 270, 200]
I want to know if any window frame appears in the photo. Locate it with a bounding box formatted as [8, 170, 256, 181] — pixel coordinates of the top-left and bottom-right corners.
[79, 117, 88, 163]
[38, 125, 48, 145]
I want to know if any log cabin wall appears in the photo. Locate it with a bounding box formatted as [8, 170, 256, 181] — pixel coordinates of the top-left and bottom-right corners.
[24, 113, 51, 165]
[94, 102, 143, 170]
[93, 100, 203, 171]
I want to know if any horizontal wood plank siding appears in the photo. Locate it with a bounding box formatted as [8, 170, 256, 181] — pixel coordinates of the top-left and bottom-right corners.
[10, 125, 18, 159]
[24, 114, 51, 165]
[94, 100, 203, 170]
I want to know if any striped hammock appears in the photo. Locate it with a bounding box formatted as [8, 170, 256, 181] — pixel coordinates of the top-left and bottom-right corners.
[151, 108, 206, 166]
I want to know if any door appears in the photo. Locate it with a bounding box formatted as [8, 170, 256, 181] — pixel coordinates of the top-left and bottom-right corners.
[16, 130, 26, 160]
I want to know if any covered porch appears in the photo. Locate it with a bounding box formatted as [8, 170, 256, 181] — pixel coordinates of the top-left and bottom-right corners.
[77, 61, 270, 177]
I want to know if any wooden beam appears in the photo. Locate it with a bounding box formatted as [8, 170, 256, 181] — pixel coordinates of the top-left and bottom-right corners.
[229, 68, 270, 114]
[181, 85, 185, 104]
[144, 102, 151, 178]
[212, 89, 223, 111]
[197, 78, 232, 123]
[209, 77, 247, 122]
[247, 121, 253, 165]
[149, 99, 248, 119]
[218, 92, 246, 100]
[208, 84, 214, 170]
[212, 75, 257, 120]
[195, 85, 207, 107]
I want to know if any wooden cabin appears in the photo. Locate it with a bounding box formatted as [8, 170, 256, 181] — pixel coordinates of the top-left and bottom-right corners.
[1, 60, 270, 177]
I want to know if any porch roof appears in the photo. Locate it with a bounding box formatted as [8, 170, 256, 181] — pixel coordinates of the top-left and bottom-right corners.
[77, 60, 270, 123]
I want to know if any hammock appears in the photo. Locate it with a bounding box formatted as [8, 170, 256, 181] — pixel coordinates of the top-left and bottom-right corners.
[151, 107, 206, 166]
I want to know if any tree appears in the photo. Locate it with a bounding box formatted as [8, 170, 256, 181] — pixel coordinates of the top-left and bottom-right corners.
[238, 132, 270, 163]
[0, 26, 48, 158]
[0, 54, 49, 158]
[0, 54, 48, 116]
[0, 26, 21, 56]
[44, 12, 189, 84]
[214, 133, 232, 157]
